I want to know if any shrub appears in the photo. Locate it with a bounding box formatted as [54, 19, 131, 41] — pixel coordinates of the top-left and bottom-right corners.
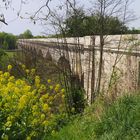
[94, 94, 140, 140]
[47, 94, 140, 140]
[0, 65, 66, 140]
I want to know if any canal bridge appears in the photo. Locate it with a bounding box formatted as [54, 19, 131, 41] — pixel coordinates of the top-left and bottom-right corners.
[17, 34, 140, 100]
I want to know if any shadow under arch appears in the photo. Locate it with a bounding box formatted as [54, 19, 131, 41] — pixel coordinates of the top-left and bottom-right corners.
[45, 50, 53, 62]
[57, 56, 71, 72]
[58, 56, 85, 114]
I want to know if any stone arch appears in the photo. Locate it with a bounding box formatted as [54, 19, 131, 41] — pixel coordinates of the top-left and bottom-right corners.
[45, 50, 52, 62]
[37, 49, 43, 58]
[57, 56, 71, 72]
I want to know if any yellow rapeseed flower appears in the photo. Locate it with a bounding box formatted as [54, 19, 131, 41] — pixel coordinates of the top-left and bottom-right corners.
[19, 95, 28, 109]
[8, 76, 15, 82]
[7, 65, 12, 71]
[35, 76, 40, 87]
[43, 120, 49, 126]
[41, 114, 45, 120]
[5, 121, 12, 128]
[49, 86, 53, 90]
[4, 72, 10, 78]
[25, 69, 30, 74]
[62, 94, 65, 99]
[47, 79, 51, 83]
[61, 88, 65, 93]
[26, 136, 31, 140]
[23, 85, 31, 92]
[51, 130, 57, 136]
[31, 68, 36, 74]
[43, 104, 49, 112]
[22, 64, 26, 70]
[32, 119, 38, 125]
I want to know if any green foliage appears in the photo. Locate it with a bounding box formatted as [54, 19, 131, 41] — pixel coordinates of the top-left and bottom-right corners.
[68, 75, 85, 114]
[0, 49, 9, 70]
[0, 65, 67, 140]
[94, 94, 140, 140]
[47, 94, 140, 140]
[14, 47, 86, 115]
[18, 29, 33, 39]
[65, 9, 86, 37]
[0, 49, 16, 71]
[127, 27, 140, 34]
[0, 32, 17, 50]
[64, 10, 128, 37]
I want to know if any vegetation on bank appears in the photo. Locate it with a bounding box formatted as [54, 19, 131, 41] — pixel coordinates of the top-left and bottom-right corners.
[0, 65, 66, 140]
[47, 93, 140, 140]
[0, 45, 139, 140]
[0, 32, 17, 50]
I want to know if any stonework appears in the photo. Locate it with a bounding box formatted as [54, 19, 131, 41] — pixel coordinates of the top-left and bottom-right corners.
[17, 34, 140, 99]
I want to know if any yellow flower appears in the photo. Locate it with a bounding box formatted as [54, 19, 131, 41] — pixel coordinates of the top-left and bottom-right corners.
[54, 84, 60, 92]
[32, 119, 38, 125]
[7, 116, 14, 122]
[26, 136, 31, 140]
[32, 111, 38, 117]
[7, 64, 12, 71]
[4, 72, 10, 78]
[31, 68, 36, 74]
[56, 84, 60, 88]
[22, 64, 26, 69]
[41, 94, 49, 101]
[39, 84, 46, 91]
[49, 96, 53, 101]
[62, 94, 65, 99]
[26, 69, 30, 74]
[24, 85, 31, 92]
[61, 88, 65, 93]
[41, 114, 45, 120]
[47, 79, 51, 83]
[49, 86, 53, 90]
[8, 76, 15, 82]
[43, 120, 49, 126]
[5, 121, 12, 128]
[35, 76, 40, 87]
[43, 104, 49, 112]
[32, 105, 38, 111]
[14, 87, 20, 94]
[19, 95, 28, 109]
[15, 79, 22, 86]
[51, 130, 57, 136]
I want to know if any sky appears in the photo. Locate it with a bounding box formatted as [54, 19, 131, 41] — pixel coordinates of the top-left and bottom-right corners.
[0, 0, 140, 36]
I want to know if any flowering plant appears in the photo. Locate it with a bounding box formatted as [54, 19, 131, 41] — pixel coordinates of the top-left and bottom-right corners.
[0, 65, 66, 140]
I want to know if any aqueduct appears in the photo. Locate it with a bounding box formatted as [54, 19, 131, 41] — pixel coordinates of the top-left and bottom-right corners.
[17, 34, 140, 99]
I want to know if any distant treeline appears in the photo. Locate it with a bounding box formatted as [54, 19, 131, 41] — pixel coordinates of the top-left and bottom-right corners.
[1, 27, 140, 50]
[0, 32, 17, 50]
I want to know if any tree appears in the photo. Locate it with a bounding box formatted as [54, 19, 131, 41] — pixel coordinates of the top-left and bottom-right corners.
[65, 13, 128, 37]
[92, 0, 132, 102]
[19, 29, 33, 39]
[64, 9, 86, 37]
[0, 32, 17, 50]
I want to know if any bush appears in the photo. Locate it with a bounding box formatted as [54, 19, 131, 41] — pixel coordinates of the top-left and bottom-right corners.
[0, 65, 66, 140]
[47, 94, 140, 140]
[94, 94, 140, 140]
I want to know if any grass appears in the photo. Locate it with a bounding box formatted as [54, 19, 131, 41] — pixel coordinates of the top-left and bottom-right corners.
[46, 94, 140, 140]
[5, 50, 16, 58]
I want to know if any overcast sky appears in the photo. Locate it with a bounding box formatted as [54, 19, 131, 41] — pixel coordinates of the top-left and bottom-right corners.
[0, 0, 140, 36]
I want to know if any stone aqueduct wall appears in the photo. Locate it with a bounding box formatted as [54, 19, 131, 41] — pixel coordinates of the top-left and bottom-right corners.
[18, 34, 140, 98]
